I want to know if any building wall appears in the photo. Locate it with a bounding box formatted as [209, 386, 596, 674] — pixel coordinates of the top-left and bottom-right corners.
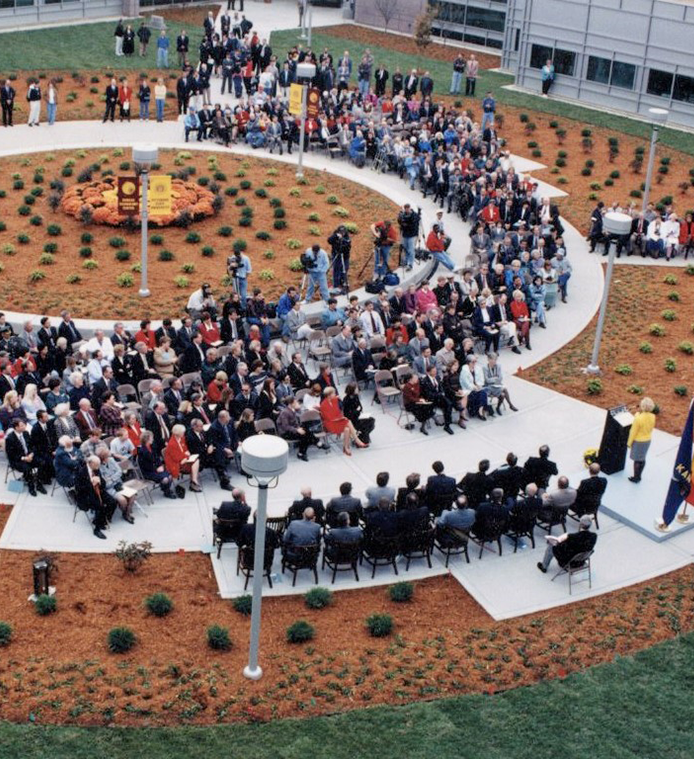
[429, 0, 508, 50]
[0, 0, 126, 29]
[506, 0, 694, 128]
[354, 0, 426, 36]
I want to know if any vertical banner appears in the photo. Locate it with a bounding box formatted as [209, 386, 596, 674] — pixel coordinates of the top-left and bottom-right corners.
[306, 87, 320, 118]
[661, 400, 694, 526]
[117, 177, 139, 216]
[289, 83, 303, 115]
[148, 174, 173, 216]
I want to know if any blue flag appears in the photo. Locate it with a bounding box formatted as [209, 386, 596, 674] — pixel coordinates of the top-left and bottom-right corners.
[662, 401, 694, 526]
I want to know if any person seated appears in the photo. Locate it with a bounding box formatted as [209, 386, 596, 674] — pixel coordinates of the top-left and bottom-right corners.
[282, 506, 322, 560]
[98, 392, 125, 437]
[537, 514, 597, 573]
[51, 402, 81, 447]
[207, 410, 238, 487]
[363, 496, 400, 539]
[54, 434, 80, 489]
[425, 460, 457, 514]
[217, 488, 252, 522]
[395, 472, 424, 511]
[6, 418, 43, 496]
[482, 353, 518, 415]
[458, 458, 492, 508]
[364, 471, 395, 512]
[319, 387, 368, 456]
[460, 354, 489, 421]
[277, 396, 318, 463]
[137, 429, 177, 499]
[436, 494, 476, 542]
[326, 481, 362, 527]
[74, 455, 117, 540]
[573, 462, 608, 517]
[523, 444, 558, 493]
[325, 510, 363, 546]
[96, 445, 136, 524]
[509, 483, 542, 524]
[542, 475, 577, 519]
[402, 373, 434, 436]
[110, 426, 136, 465]
[331, 325, 356, 369]
[474, 488, 510, 533]
[491, 452, 525, 502]
[288, 487, 325, 525]
[397, 491, 431, 539]
[164, 423, 202, 493]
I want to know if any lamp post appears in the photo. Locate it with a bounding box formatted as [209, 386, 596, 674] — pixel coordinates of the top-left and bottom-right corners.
[585, 211, 633, 375]
[642, 107, 669, 213]
[295, 62, 316, 180]
[132, 144, 159, 298]
[240, 434, 289, 681]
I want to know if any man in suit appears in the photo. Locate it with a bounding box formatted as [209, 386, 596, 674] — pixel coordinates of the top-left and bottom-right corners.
[287, 352, 311, 390]
[91, 367, 118, 413]
[352, 338, 375, 385]
[0, 360, 16, 399]
[1, 78, 15, 127]
[458, 459, 492, 509]
[58, 310, 83, 351]
[176, 71, 192, 115]
[74, 399, 99, 440]
[145, 402, 172, 454]
[288, 487, 325, 524]
[207, 410, 238, 486]
[537, 514, 597, 573]
[176, 31, 190, 69]
[491, 453, 525, 501]
[220, 309, 245, 344]
[326, 482, 362, 527]
[30, 410, 54, 484]
[397, 491, 431, 539]
[111, 322, 134, 349]
[437, 494, 476, 542]
[331, 325, 356, 368]
[176, 316, 197, 353]
[543, 475, 577, 518]
[474, 488, 510, 532]
[217, 489, 252, 522]
[630, 213, 649, 257]
[523, 445, 558, 492]
[325, 510, 362, 546]
[425, 461, 457, 514]
[404, 68, 418, 98]
[364, 497, 399, 538]
[420, 365, 454, 435]
[374, 65, 389, 97]
[164, 377, 185, 417]
[74, 455, 116, 539]
[37, 316, 58, 351]
[391, 66, 403, 96]
[102, 77, 119, 123]
[419, 70, 433, 98]
[6, 419, 43, 496]
[490, 293, 521, 354]
[572, 463, 608, 518]
[364, 472, 395, 511]
[181, 332, 206, 374]
[282, 507, 321, 560]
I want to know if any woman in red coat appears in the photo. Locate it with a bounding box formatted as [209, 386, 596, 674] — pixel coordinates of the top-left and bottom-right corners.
[197, 311, 221, 347]
[164, 424, 202, 491]
[510, 289, 532, 350]
[319, 387, 368, 456]
[678, 212, 694, 259]
[124, 411, 142, 448]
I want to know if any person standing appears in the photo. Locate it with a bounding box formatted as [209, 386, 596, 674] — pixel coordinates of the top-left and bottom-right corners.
[481, 90, 496, 133]
[465, 54, 479, 96]
[102, 77, 118, 123]
[137, 21, 152, 57]
[138, 77, 151, 121]
[303, 244, 330, 303]
[122, 24, 135, 57]
[1, 78, 16, 127]
[26, 80, 41, 127]
[157, 30, 170, 69]
[541, 59, 555, 97]
[154, 77, 167, 123]
[118, 78, 132, 122]
[45, 79, 58, 126]
[450, 53, 465, 95]
[327, 225, 351, 293]
[398, 203, 420, 272]
[114, 19, 125, 57]
[627, 397, 656, 483]
[176, 29, 190, 69]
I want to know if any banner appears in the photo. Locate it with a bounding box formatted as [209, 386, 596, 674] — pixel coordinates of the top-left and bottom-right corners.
[289, 83, 303, 115]
[661, 400, 694, 525]
[148, 174, 172, 217]
[117, 176, 139, 216]
[306, 87, 320, 118]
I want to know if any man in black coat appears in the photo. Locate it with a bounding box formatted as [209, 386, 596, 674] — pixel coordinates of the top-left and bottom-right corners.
[572, 463, 608, 517]
[374, 65, 389, 97]
[420, 365, 454, 434]
[458, 459, 492, 509]
[425, 460, 457, 515]
[102, 78, 119, 123]
[363, 497, 399, 538]
[29, 410, 55, 484]
[523, 445, 558, 492]
[217, 489, 252, 522]
[176, 31, 190, 69]
[491, 452, 525, 501]
[145, 402, 172, 454]
[391, 67, 403, 96]
[180, 332, 205, 374]
[207, 410, 238, 484]
[74, 455, 117, 539]
[474, 488, 510, 533]
[538, 515, 597, 572]
[176, 71, 192, 115]
[288, 487, 325, 524]
[326, 482, 362, 527]
[57, 310, 83, 351]
[6, 419, 43, 496]
[1, 79, 15, 127]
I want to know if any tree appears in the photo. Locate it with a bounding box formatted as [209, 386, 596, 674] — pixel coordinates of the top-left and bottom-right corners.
[414, 5, 438, 52]
[374, 0, 399, 32]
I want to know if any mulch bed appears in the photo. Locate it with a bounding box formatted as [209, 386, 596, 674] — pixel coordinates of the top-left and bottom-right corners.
[0, 504, 693, 726]
[0, 148, 397, 319]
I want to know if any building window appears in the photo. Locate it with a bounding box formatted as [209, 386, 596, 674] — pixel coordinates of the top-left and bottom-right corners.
[587, 56, 611, 85]
[465, 6, 506, 33]
[553, 48, 576, 77]
[647, 69, 674, 98]
[587, 57, 636, 90]
[514, 28, 520, 52]
[611, 61, 636, 90]
[530, 44, 553, 70]
[673, 74, 694, 104]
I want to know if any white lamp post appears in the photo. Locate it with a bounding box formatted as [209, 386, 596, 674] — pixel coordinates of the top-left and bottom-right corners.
[240, 434, 289, 681]
[642, 107, 668, 213]
[585, 211, 633, 375]
[296, 62, 316, 180]
[132, 144, 159, 298]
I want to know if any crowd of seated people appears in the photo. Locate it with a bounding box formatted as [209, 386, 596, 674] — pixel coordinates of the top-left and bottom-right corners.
[213, 452, 606, 583]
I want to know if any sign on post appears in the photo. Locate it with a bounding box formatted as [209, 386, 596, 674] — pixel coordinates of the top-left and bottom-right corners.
[117, 177, 139, 216]
[306, 87, 320, 118]
[148, 174, 172, 216]
[289, 83, 303, 115]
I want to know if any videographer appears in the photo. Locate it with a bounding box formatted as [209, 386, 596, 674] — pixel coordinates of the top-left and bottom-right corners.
[426, 225, 456, 273]
[187, 282, 218, 322]
[226, 249, 252, 305]
[369, 219, 398, 278]
[327, 224, 351, 294]
[397, 203, 420, 272]
[301, 244, 330, 303]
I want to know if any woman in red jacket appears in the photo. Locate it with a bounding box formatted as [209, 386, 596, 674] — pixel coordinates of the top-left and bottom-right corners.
[164, 424, 202, 492]
[510, 290, 532, 350]
[197, 311, 221, 347]
[678, 211, 694, 260]
[118, 78, 132, 122]
[319, 387, 368, 456]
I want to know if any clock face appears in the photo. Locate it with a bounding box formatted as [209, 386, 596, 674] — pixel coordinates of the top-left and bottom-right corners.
[121, 180, 137, 196]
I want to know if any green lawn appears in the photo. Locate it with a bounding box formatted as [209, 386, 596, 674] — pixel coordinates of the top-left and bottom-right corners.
[2, 632, 694, 758]
[271, 27, 694, 156]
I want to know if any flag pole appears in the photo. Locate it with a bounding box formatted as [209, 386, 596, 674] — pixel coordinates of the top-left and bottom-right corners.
[676, 501, 690, 524]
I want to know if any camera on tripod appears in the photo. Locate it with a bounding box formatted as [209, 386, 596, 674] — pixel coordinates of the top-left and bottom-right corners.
[227, 252, 243, 275]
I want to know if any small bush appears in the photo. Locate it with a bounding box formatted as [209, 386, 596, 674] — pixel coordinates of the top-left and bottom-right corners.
[232, 239, 247, 253]
[288, 258, 303, 272]
[254, 188, 267, 198]
[29, 270, 46, 282]
[82, 260, 98, 270]
[610, 170, 620, 179]
[269, 197, 283, 208]
[274, 219, 287, 230]
[627, 385, 644, 395]
[389, 581, 414, 603]
[114, 540, 152, 571]
[213, 171, 227, 181]
[225, 186, 239, 197]
[34, 594, 57, 616]
[630, 189, 643, 199]
[586, 378, 603, 395]
[150, 233, 164, 245]
[233, 594, 252, 616]
[108, 626, 136, 653]
[678, 341, 694, 355]
[686, 265, 694, 276]
[581, 167, 592, 177]
[2, 244, 15, 256]
[218, 226, 233, 237]
[273, 207, 286, 219]
[0, 621, 12, 647]
[668, 291, 680, 302]
[639, 341, 653, 354]
[674, 385, 688, 396]
[531, 149, 542, 158]
[555, 157, 566, 167]
[664, 358, 677, 373]
[0, 222, 5, 233]
[234, 197, 246, 207]
[43, 242, 58, 253]
[17, 233, 30, 245]
[207, 624, 232, 651]
[649, 324, 666, 336]
[614, 364, 633, 376]
[39, 253, 55, 265]
[241, 207, 254, 218]
[326, 195, 340, 205]
[158, 249, 174, 262]
[115, 249, 131, 262]
[308, 225, 321, 236]
[239, 180, 252, 190]
[289, 187, 301, 197]
[181, 262, 196, 274]
[144, 592, 173, 617]
[13, 179, 25, 190]
[304, 587, 333, 610]
[238, 217, 252, 227]
[255, 231, 271, 241]
[185, 232, 201, 244]
[286, 238, 302, 250]
[286, 620, 315, 643]
[80, 232, 93, 244]
[79, 246, 92, 258]
[116, 272, 134, 287]
[527, 141, 538, 149]
[604, 179, 614, 187]
[263, 249, 275, 259]
[197, 176, 210, 187]
[366, 613, 393, 638]
[109, 236, 126, 249]
[23, 194, 36, 205]
[662, 309, 677, 321]
[17, 205, 31, 216]
[66, 273, 81, 284]
[519, 113, 529, 123]
[258, 269, 275, 281]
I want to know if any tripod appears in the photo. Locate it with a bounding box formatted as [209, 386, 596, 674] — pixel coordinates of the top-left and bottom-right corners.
[357, 241, 378, 281]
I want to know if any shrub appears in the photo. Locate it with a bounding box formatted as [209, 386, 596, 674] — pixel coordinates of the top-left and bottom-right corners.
[589, 182, 602, 191]
[82, 260, 98, 271]
[39, 253, 55, 265]
[630, 189, 643, 199]
[232, 239, 247, 253]
[150, 233, 164, 245]
[627, 385, 644, 395]
[263, 249, 275, 259]
[239, 180, 252, 190]
[79, 246, 92, 258]
[678, 341, 694, 355]
[255, 231, 271, 241]
[614, 364, 633, 376]
[116, 273, 134, 288]
[115, 249, 131, 262]
[366, 613, 393, 637]
[686, 265, 694, 276]
[17, 233, 30, 245]
[197, 176, 210, 187]
[649, 324, 666, 336]
[254, 188, 267, 198]
[81, 232, 93, 244]
[286, 620, 315, 643]
[389, 581, 414, 603]
[234, 197, 246, 207]
[287, 238, 302, 250]
[24, 194, 36, 205]
[30, 187, 43, 197]
[66, 273, 81, 284]
[668, 291, 680, 302]
[109, 236, 126, 249]
[241, 207, 254, 218]
[555, 157, 566, 167]
[269, 197, 283, 207]
[664, 358, 677, 373]
[34, 594, 57, 615]
[180, 262, 196, 274]
[581, 128, 592, 137]
[326, 195, 340, 205]
[581, 167, 592, 177]
[185, 231, 201, 244]
[2, 244, 15, 256]
[0, 622, 12, 647]
[114, 540, 152, 571]
[61, 167, 73, 177]
[274, 219, 287, 230]
[527, 141, 538, 149]
[213, 171, 227, 181]
[233, 594, 252, 616]
[274, 207, 286, 219]
[289, 187, 301, 197]
[144, 592, 173, 617]
[557, 177, 568, 185]
[304, 587, 333, 610]
[604, 179, 614, 187]
[519, 113, 529, 123]
[13, 179, 25, 190]
[30, 215, 43, 227]
[17, 205, 31, 216]
[218, 226, 233, 237]
[531, 149, 542, 158]
[639, 341, 653, 354]
[108, 626, 136, 653]
[308, 225, 321, 236]
[201, 246, 215, 257]
[29, 270, 46, 282]
[610, 170, 621, 179]
[586, 378, 603, 395]
[158, 249, 174, 262]
[258, 269, 275, 281]
[0, 222, 5, 233]
[556, 128, 567, 140]
[662, 309, 677, 321]
[674, 385, 688, 396]
[288, 258, 303, 272]
[238, 217, 252, 227]
[263, 179, 275, 187]
[207, 624, 232, 651]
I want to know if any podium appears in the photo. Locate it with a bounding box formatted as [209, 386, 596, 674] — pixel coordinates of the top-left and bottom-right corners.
[597, 405, 634, 474]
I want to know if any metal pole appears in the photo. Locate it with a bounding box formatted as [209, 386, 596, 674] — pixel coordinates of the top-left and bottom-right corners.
[307, 6, 313, 48]
[585, 240, 616, 375]
[300, 0, 307, 38]
[641, 124, 658, 214]
[296, 84, 307, 179]
[139, 169, 151, 298]
[243, 482, 268, 681]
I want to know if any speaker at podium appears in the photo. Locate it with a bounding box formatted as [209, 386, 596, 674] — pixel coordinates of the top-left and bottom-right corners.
[597, 405, 634, 475]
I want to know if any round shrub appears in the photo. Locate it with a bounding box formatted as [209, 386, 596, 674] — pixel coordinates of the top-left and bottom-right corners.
[115, 249, 131, 262]
[232, 239, 247, 253]
[34, 594, 57, 616]
[273, 219, 287, 230]
[201, 246, 215, 257]
[207, 624, 232, 651]
[587, 378, 603, 395]
[238, 217, 252, 227]
[239, 180, 252, 190]
[241, 206, 254, 218]
[234, 197, 246, 207]
[197, 176, 210, 187]
[639, 341, 653, 354]
[649, 323, 666, 336]
[255, 231, 271, 241]
[224, 186, 238, 197]
[144, 592, 173, 617]
[23, 194, 36, 205]
[674, 385, 688, 396]
[17, 205, 31, 216]
[81, 232, 93, 244]
[678, 341, 694, 355]
[269, 197, 283, 208]
[233, 594, 252, 616]
[13, 179, 24, 190]
[389, 581, 414, 603]
[38, 253, 54, 266]
[61, 167, 73, 178]
[273, 207, 286, 219]
[254, 188, 267, 198]
[286, 620, 315, 643]
[17, 233, 30, 245]
[218, 225, 233, 237]
[79, 246, 92, 258]
[304, 587, 333, 610]
[0, 621, 12, 647]
[108, 626, 136, 653]
[149, 233, 164, 245]
[366, 613, 393, 638]
[108, 236, 125, 248]
[185, 231, 201, 244]
[158, 249, 175, 262]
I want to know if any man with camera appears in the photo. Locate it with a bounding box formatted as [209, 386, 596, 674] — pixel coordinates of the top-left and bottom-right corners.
[370, 219, 398, 279]
[301, 244, 330, 303]
[227, 249, 252, 304]
[327, 225, 352, 294]
[187, 283, 218, 322]
[397, 203, 420, 272]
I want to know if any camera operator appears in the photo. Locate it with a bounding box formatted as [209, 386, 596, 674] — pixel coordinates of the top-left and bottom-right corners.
[226, 249, 252, 305]
[327, 224, 351, 294]
[369, 219, 398, 278]
[397, 203, 420, 272]
[426, 225, 456, 273]
[301, 244, 330, 303]
[187, 282, 218, 322]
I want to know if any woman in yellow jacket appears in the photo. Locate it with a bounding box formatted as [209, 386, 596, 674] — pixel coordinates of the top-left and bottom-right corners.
[627, 397, 656, 483]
